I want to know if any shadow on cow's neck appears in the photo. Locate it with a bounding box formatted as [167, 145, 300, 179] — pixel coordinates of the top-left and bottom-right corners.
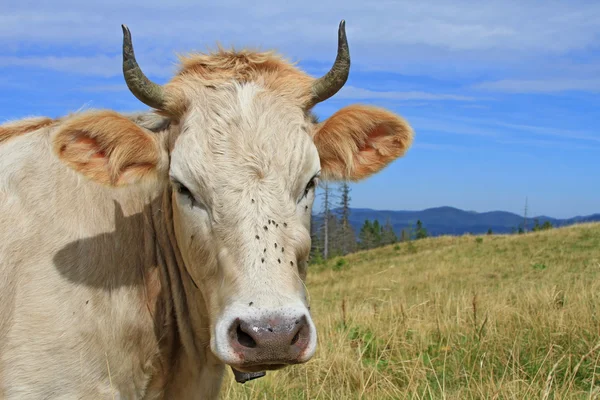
[53, 200, 155, 290]
[51, 195, 218, 388]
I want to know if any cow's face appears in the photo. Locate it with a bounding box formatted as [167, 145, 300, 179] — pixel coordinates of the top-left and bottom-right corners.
[52, 22, 414, 373]
[168, 81, 320, 371]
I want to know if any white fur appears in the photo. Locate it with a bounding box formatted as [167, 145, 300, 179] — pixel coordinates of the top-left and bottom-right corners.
[170, 82, 320, 366]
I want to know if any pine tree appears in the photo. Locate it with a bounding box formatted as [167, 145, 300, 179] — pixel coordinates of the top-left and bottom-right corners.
[542, 221, 553, 230]
[371, 219, 382, 247]
[359, 220, 375, 250]
[381, 218, 397, 245]
[322, 183, 331, 259]
[316, 182, 339, 260]
[309, 211, 321, 262]
[336, 182, 356, 255]
[415, 220, 428, 239]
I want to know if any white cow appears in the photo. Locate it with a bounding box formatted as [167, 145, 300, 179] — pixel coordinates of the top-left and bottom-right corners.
[0, 21, 413, 399]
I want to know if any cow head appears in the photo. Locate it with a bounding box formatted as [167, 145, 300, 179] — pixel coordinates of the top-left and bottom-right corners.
[54, 22, 413, 374]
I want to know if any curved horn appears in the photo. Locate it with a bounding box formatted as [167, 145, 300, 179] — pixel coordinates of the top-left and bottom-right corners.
[309, 20, 351, 107]
[121, 24, 166, 110]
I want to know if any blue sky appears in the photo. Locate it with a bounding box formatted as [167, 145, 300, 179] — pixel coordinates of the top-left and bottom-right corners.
[1, 0, 599, 218]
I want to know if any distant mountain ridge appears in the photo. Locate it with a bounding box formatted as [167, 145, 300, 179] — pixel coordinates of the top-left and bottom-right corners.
[315, 206, 600, 236]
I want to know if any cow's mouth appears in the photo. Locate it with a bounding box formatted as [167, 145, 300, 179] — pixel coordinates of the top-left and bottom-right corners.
[233, 363, 287, 373]
[230, 363, 290, 384]
[230, 366, 271, 384]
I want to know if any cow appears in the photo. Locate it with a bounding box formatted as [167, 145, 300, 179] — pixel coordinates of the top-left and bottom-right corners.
[0, 21, 413, 399]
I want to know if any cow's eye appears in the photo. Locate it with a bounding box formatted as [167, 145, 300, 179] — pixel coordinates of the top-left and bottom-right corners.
[304, 177, 317, 195]
[171, 179, 211, 216]
[300, 174, 319, 202]
[172, 180, 195, 203]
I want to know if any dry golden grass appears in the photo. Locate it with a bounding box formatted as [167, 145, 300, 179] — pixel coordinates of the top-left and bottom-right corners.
[220, 222, 600, 399]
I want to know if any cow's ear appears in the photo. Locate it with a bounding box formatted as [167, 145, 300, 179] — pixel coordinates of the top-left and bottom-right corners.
[313, 105, 414, 181]
[53, 111, 167, 186]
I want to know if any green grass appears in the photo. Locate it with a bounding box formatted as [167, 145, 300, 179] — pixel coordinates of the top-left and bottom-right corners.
[220, 222, 600, 399]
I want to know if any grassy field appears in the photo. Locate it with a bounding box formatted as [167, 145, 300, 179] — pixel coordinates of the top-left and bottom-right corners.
[220, 222, 600, 399]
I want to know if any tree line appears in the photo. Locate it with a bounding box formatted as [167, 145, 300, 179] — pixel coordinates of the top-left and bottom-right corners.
[309, 183, 555, 264]
[309, 183, 428, 263]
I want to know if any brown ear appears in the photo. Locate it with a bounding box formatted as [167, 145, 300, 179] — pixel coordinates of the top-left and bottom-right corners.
[313, 105, 414, 181]
[53, 110, 166, 186]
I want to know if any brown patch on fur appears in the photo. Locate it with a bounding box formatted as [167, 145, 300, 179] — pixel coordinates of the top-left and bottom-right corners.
[53, 110, 164, 186]
[163, 48, 315, 116]
[313, 105, 414, 181]
[0, 117, 55, 144]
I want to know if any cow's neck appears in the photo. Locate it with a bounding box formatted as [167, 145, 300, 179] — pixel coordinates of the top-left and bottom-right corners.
[146, 187, 225, 397]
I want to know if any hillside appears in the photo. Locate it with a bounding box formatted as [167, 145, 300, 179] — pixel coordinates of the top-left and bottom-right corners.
[222, 222, 600, 399]
[316, 206, 600, 236]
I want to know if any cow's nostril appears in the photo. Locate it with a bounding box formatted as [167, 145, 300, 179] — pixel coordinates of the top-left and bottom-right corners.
[236, 325, 257, 348]
[291, 330, 300, 345]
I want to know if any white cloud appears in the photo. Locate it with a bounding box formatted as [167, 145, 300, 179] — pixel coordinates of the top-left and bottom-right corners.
[407, 117, 500, 137]
[0, 55, 174, 78]
[78, 84, 128, 92]
[0, 0, 598, 83]
[439, 114, 600, 143]
[495, 138, 600, 151]
[413, 142, 470, 151]
[3, 1, 599, 52]
[0, 55, 122, 78]
[335, 86, 477, 102]
[494, 121, 600, 143]
[473, 78, 600, 93]
[408, 113, 600, 150]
